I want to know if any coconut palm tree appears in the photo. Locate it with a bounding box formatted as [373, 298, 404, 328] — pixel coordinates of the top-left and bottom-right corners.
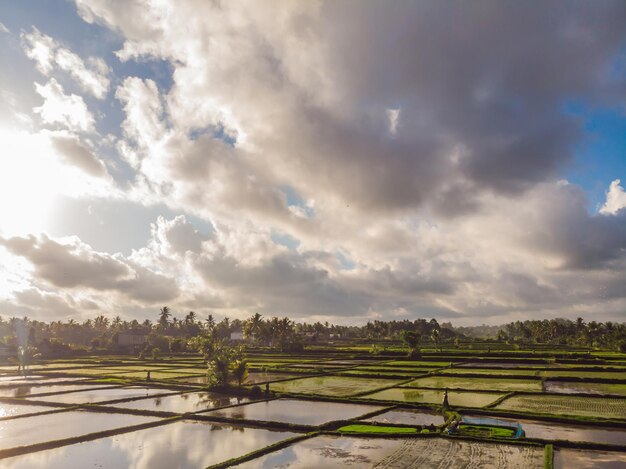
[158, 306, 171, 331]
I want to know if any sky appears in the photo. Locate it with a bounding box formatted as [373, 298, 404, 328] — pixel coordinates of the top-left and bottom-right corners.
[0, 1, 625, 326]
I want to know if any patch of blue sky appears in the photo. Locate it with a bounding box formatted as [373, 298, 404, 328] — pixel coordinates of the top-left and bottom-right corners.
[0, 1, 175, 140]
[336, 250, 356, 270]
[188, 123, 237, 146]
[281, 185, 314, 218]
[562, 100, 626, 212]
[0, 0, 118, 58]
[47, 196, 214, 255]
[271, 231, 300, 251]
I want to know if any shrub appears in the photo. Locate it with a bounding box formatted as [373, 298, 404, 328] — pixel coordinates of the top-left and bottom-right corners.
[151, 347, 161, 360]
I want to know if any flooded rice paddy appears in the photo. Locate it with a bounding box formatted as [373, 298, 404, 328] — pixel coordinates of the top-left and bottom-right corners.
[2, 352, 626, 467]
[0, 383, 111, 398]
[554, 448, 626, 468]
[203, 398, 383, 425]
[109, 391, 250, 413]
[494, 394, 626, 419]
[462, 413, 626, 445]
[407, 375, 542, 392]
[363, 408, 445, 426]
[544, 381, 626, 396]
[235, 435, 543, 468]
[361, 387, 504, 407]
[0, 402, 60, 419]
[268, 375, 402, 396]
[0, 410, 158, 450]
[25, 386, 175, 404]
[0, 420, 297, 468]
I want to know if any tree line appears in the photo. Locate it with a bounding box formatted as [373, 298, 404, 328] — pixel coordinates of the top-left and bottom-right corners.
[0, 310, 624, 357]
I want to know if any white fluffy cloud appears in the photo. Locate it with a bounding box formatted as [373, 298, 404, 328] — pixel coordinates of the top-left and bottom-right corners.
[34, 78, 95, 132]
[601, 179, 626, 215]
[21, 27, 110, 98]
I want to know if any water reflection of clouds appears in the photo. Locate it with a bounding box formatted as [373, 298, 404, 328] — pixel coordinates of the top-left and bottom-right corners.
[239, 435, 399, 468]
[555, 449, 626, 469]
[0, 420, 297, 468]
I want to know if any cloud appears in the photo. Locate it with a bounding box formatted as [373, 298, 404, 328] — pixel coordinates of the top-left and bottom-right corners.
[146, 215, 210, 257]
[21, 27, 110, 98]
[77, 0, 626, 216]
[600, 179, 626, 215]
[3, 2, 626, 324]
[0, 234, 179, 304]
[48, 131, 108, 177]
[0, 22, 10, 34]
[34, 78, 95, 132]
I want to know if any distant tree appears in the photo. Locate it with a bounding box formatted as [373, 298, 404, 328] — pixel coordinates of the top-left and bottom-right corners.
[401, 331, 422, 358]
[431, 328, 441, 352]
[158, 306, 171, 331]
[232, 358, 249, 387]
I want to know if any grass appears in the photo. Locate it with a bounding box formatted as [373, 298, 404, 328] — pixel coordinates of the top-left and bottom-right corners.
[337, 424, 418, 434]
[544, 444, 553, 469]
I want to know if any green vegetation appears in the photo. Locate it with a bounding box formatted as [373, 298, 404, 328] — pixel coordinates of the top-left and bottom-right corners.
[338, 424, 418, 434]
[457, 424, 516, 439]
[544, 444, 554, 469]
[206, 343, 249, 388]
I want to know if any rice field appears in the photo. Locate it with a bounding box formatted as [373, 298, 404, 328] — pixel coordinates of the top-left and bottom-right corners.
[268, 375, 403, 396]
[361, 387, 504, 407]
[406, 375, 542, 392]
[235, 435, 544, 468]
[1, 348, 626, 467]
[495, 394, 626, 419]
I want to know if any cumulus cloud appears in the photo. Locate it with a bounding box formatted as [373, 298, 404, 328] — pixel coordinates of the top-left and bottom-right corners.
[0, 234, 179, 304]
[600, 179, 626, 215]
[48, 131, 108, 177]
[77, 0, 626, 215]
[21, 27, 110, 98]
[34, 78, 95, 132]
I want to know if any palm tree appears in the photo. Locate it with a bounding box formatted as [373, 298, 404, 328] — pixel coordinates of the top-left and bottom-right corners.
[185, 311, 196, 325]
[158, 306, 171, 331]
[205, 314, 215, 331]
[244, 313, 264, 342]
